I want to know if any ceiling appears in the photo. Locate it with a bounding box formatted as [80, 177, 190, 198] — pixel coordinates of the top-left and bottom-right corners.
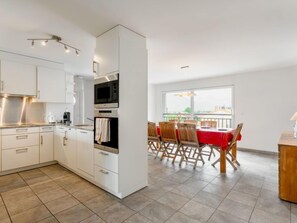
[1, 0, 297, 83]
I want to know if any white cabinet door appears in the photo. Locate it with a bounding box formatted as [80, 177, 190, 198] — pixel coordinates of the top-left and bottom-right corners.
[54, 127, 67, 164]
[0, 60, 36, 96]
[64, 128, 77, 170]
[77, 130, 94, 176]
[95, 165, 118, 193]
[40, 131, 54, 163]
[37, 66, 65, 103]
[95, 26, 119, 76]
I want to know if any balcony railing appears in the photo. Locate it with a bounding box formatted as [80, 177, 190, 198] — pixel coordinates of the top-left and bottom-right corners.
[163, 113, 233, 128]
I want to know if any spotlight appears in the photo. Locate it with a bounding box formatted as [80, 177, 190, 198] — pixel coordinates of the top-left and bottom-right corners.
[41, 40, 48, 46]
[64, 45, 70, 53]
[75, 50, 79, 56]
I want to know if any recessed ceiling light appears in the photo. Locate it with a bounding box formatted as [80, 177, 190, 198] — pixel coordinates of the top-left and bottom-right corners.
[41, 40, 48, 46]
[180, 65, 190, 69]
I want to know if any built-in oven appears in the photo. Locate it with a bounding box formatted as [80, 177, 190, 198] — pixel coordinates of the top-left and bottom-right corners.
[94, 109, 118, 154]
[94, 73, 119, 109]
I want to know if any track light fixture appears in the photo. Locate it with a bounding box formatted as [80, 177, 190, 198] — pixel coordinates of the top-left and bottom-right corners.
[27, 35, 80, 55]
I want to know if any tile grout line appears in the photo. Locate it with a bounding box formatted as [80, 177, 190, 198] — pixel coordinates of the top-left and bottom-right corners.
[0, 194, 13, 223]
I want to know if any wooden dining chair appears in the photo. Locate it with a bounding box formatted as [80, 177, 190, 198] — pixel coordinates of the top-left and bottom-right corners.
[159, 122, 181, 164]
[184, 120, 197, 125]
[212, 123, 243, 170]
[177, 123, 206, 169]
[147, 121, 161, 158]
[200, 120, 217, 128]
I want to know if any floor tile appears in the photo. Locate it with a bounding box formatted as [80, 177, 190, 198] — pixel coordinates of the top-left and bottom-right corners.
[292, 204, 297, 223]
[202, 183, 232, 198]
[72, 186, 105, 203]
[192, 190, 224, 208]
[19, 169, 50, 185]
[83, 194, 118, 213]
[30, 180, 61, 195]
[250, 209, 290, 223]
[207, 210, 247, 223]
[80, 214, 105, 223]
[157, 191, 189, 210]
[121, 193, 153, 212]
[37, 188, 69, 203]
[180, 200, 215, 222]
[165, 212, 201, 223]
[45, 194, 79, 214]
[124, 213, 152, 223]
[55, 204, 93, 223]
[98, 203, 135, 223]
[0, 174, 27, 193]
[139, 201, 176, 223]
[226, 190, 257, 207]
[217, 198, 253, 221]
[139, 185, 167, 200]
[171, 184, 201, 199]
[0, 206, 9, 221]
[255, 197, 290, 220]
[233, 182, 261, 197]
[1, 186, 35, 201]
[37, 216, 59, 223]
[11, 205, 51, 223]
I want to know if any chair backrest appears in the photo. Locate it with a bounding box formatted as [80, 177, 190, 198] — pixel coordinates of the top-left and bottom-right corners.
[159, 121, 177, 143]
[200, 120, 217, 128]
[184, 120, 197, 125]
[148, 121, 158, 139]
[177, 123, 199, 146]
[230, 123, 243, 147]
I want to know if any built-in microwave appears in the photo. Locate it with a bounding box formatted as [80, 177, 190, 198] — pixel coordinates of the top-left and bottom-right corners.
[94, 73, 119, 109]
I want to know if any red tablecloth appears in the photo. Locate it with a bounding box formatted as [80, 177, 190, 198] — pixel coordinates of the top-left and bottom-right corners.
[157, 127, 241, 151]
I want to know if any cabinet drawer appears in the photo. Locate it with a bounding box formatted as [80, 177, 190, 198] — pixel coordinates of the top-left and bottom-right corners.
[2, 133, 39, 150]
[2, 127, 39, 135]
[2, 146, 39, 171]
[94, 149, 118, 173]
[40, 126, 54, 132]
[95, 165, 118, 193]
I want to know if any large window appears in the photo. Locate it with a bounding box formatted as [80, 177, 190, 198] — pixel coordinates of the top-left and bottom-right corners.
[163, 87, 233, 128]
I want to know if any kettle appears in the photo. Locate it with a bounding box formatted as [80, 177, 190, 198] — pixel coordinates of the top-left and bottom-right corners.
[47, 112, 55, 123]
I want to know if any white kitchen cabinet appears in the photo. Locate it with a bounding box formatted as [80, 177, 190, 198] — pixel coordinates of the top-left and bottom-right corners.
[95, 165, 118, 193]
[95, 26, 119, 76]
[0, 60, 36, 96]
[54, 126, 67, 164]
[77, 130, 94, 176]
[40, 131, 54, 163]
[54, 126, 76, 170]
[2, 133, 39, 150]
[2, 146, 39, 171]
[94, 149, 118, 173]
[36, 66, 65, 103]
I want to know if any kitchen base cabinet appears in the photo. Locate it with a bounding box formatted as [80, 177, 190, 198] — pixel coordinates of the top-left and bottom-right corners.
[77, 130, 94, 177]
[54, 126, 67, 164]
[40, 131, 54, 163]
[94, 165, 118, 194]
[2, 146, 39, 171]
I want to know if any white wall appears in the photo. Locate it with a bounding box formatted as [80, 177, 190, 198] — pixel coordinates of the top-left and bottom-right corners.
[148, 84, 156, 121]
[151, 66, 297, 152]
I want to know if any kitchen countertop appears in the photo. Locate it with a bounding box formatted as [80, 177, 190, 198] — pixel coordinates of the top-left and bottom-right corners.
[0, 123, 94, 131]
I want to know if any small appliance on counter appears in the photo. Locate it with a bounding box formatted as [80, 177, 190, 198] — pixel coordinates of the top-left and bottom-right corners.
[63, 111, 71, 125]
[47, 112, 55, 124]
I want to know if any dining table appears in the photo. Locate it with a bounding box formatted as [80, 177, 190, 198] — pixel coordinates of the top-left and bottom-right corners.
[157, 126, 242, 173]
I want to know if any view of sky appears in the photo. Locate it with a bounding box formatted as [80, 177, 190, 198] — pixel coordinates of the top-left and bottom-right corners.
[165, 87, 232, 113]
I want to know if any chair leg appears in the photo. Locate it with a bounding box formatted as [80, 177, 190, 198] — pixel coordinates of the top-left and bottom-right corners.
[226, 156, 237, 170]
[208, 146, 213, 161]
[172, 145, 180, 164]
[212, 157, 220, 167]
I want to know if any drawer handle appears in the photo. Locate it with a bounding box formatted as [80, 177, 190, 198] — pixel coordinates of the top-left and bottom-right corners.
[16, 148, 28, 153]
[80, 131, 88, 134]
[63, 137, 67, 146]
[16, 135, 28, 140]
[16, 128, 28, 132]
[100, 169, 109, 175]
[42, 127, 52, 130]
[100, 152, 109, 156]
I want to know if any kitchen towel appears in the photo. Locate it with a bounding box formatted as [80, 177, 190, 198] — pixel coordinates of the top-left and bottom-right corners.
[95, 118, 110, 144]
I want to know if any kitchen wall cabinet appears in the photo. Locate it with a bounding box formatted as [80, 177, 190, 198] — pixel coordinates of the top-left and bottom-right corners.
[95, 26, 119, 76]
[37, 66, 66, 103]
[77, 130, 94, 177]
[40, 126, 54, 163]
[0, 60, 36, 96]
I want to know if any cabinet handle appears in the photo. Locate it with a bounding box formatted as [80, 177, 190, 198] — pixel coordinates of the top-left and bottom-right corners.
[16, 148, 28, 153]
[100, 151, 109, 156]
[80, 131, 88, 134]
[1, 81, 3, 91]
[16, 135, 28, 140]
[40, 135, 43, 145]
[42, 127, 52, 130]
[63, 137, 67, 146]
[16, 128, 28, 132]
[100, 169, 109, 175]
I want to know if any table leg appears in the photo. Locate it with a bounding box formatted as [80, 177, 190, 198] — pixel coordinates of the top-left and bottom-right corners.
[232, 142, 237, 161]
[220, 149, 226, 173]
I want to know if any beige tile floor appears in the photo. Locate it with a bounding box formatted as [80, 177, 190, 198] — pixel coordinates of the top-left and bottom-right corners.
[0, 150, 295, 223]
